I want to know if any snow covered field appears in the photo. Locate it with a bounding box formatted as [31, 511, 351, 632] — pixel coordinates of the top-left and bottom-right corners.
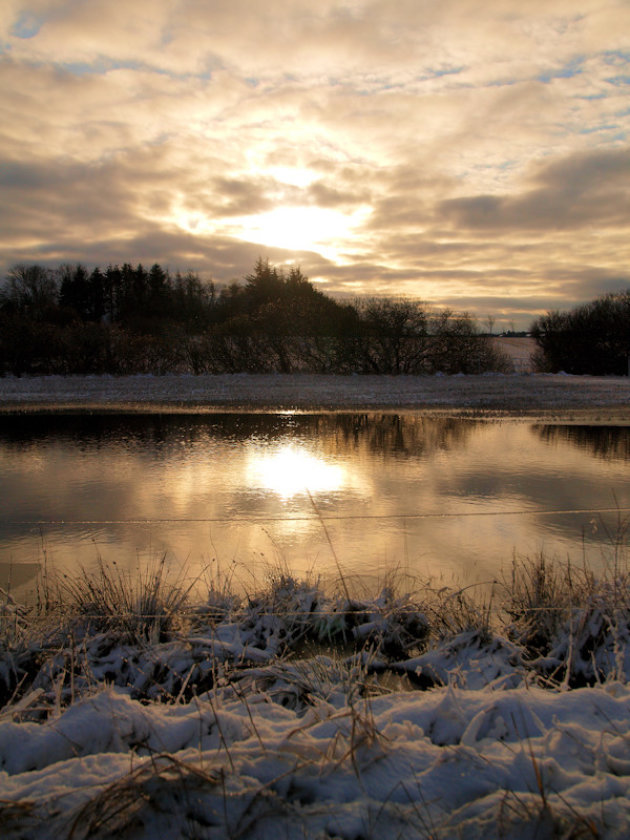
[1, 371, 630, 416]
[3, 676, 630, 839]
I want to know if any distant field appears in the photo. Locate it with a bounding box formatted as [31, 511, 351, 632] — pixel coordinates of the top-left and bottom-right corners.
[492, 336, 537, 372]
[2, 370, 630, 416]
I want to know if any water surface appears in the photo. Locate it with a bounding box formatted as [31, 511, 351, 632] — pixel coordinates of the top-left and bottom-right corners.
[1, 413, 629, 599]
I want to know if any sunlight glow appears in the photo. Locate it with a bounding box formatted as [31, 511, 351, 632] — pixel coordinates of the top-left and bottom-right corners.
[266, 166, 318, 188]
[227, 205, 370, 259]
[167, 198, 214, 236]
[175, 212, 212, 234]
[247, 445, 347, 499]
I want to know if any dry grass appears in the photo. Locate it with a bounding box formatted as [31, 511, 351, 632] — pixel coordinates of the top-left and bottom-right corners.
[503, 552, 630, 686]
[2, 544, 630, 714]
[66, 753, 222, 840]
[60, 555, 195, 645]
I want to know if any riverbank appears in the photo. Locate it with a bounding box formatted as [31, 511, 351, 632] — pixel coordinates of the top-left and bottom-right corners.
[1, 372, 630, 419]
[2, 560, 630, 838]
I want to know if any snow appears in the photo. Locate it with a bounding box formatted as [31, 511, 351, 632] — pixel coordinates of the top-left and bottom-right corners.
[2, 574, 630, 838]
[2, 678, 630, 838]
[1, 371, 630, 416]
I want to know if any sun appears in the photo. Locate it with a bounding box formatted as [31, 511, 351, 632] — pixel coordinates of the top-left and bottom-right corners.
[227, 204, 370, 260]
[230, 206, 346, 257]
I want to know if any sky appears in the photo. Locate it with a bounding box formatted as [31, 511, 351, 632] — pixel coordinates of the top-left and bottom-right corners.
[1, 1, 629, 329]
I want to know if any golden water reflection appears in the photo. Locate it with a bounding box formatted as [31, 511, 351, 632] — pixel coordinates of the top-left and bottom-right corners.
[247, 444, 348, 499]
[1, 414, 630, 600]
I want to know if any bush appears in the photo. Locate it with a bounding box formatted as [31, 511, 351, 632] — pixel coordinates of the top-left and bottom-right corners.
[531, 291, 630, 375]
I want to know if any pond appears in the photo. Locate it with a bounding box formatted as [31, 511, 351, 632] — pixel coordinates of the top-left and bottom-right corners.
[1, 413, 630, 601]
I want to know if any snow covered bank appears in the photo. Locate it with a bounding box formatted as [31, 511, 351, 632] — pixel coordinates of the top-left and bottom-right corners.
[2, 562, 630, 838]
[2, 680, 629, 839]
[1, 372, 630, 416]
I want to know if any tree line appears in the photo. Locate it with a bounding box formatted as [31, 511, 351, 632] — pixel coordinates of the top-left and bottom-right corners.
[531, 291, 630, 375]
[0, 259, 511, 376]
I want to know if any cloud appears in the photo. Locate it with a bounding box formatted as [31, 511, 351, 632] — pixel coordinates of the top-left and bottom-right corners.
[439, 148, 630, 231]
[1, 0, 629, 328]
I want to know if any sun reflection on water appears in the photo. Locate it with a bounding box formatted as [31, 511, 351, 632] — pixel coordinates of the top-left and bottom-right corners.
[247, 444, 346, 499]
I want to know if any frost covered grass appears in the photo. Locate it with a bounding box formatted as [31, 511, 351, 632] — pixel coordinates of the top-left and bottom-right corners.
[2, 557, 630, 837]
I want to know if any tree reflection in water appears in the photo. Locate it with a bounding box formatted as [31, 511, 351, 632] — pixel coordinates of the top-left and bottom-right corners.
[534, 424, 630, 462]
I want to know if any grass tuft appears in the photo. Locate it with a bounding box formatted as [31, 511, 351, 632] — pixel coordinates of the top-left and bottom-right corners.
[60, 556, 194, 645]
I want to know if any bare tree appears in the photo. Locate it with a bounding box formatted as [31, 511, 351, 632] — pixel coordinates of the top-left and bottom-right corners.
[3, 264, 58, 320]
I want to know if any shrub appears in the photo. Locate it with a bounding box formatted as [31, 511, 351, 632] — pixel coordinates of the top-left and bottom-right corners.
[531, 291, 630, 375]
